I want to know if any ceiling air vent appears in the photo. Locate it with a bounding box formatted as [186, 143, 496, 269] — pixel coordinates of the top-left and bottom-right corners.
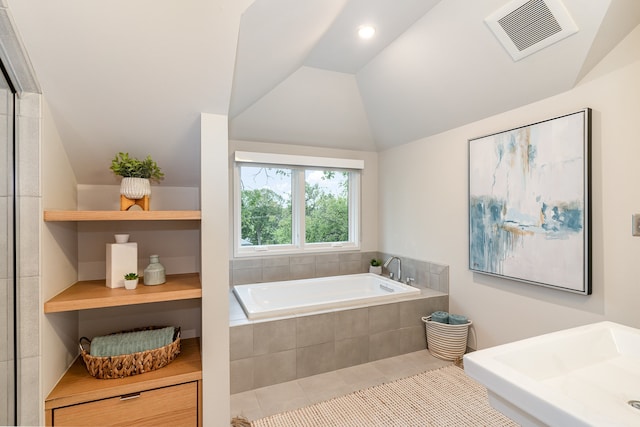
[485, 0, 578, 61]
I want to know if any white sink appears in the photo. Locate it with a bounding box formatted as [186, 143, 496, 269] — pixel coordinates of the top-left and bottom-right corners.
[464, 321, 640, 427]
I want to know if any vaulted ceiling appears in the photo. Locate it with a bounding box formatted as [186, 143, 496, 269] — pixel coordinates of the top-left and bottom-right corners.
[6, 0, 640, 187]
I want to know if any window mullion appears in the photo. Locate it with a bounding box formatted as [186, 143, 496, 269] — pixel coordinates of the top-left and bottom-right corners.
[349, 172, 360, 244]
[295, 169, 306, 250]
[233, 165, 242, 255]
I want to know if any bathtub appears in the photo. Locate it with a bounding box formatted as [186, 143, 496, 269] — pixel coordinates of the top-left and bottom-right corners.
[233, 273, 421, 320]
[464, 321, 640, 427]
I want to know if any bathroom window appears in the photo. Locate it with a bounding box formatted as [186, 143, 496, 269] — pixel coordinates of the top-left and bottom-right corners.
[238, 165, 294, 248]
[234, 152, 361, 256]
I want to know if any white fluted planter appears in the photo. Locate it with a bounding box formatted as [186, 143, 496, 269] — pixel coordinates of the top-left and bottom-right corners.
[120, 177, 151, 199]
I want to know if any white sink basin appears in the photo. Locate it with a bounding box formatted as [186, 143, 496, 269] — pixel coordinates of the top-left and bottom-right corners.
[464, 321, 640, 427]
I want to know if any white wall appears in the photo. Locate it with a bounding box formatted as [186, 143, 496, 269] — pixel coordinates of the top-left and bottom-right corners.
[378, 25, 640, 349]
[41, 98, 79, 411]
[201, 113, 231, 426]
[228, 139, 379, 255]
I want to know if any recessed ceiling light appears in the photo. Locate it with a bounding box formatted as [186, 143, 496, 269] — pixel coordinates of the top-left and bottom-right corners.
[357, 25, 376, 40]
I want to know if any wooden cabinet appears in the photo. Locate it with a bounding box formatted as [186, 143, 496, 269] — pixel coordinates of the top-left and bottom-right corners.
[43, 210, 203, 426]
[46, 338, 202, 426]
[53, 382, 197, 427]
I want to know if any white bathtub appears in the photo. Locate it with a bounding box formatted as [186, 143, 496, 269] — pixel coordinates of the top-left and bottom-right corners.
[233, 273, 422, 320]
[464, 321, 640, 427]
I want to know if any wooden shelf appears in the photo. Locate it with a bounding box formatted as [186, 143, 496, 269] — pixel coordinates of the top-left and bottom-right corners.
[45, 337, 202, 411]
[44, 273, 201, 313]
[44, 210, 201, 222]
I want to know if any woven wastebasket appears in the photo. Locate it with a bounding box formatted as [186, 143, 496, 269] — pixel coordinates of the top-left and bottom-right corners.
[421, 316, 472, 361]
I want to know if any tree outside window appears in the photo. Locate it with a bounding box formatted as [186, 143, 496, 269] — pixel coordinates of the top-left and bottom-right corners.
[305, 169, 349, 243]
[240, 166, 292, 246]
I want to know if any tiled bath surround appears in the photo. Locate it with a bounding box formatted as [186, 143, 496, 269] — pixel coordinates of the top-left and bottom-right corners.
[229, 252, 450, 393]
[377, 252, 449, 294]
[1, 92, 41, 425]
[0, 86, 12, 427]
[15, 93, 42, 427]
[0, 9, 43, 425]
[229, 295, 448, 393]
[230, 251, 449, 293]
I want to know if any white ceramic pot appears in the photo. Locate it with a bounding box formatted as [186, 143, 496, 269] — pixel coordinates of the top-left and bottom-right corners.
[114, 234, 130, 243]
[124, 278, 138, 290]
[369, 265, 382, 275]
[120, 177, 151, 199]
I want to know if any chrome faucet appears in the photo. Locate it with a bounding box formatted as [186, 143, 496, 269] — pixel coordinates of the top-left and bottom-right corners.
[383, 256, 401, 282]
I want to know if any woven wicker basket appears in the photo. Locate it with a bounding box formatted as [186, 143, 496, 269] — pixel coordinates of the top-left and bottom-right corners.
[79, 326, 181, 379]
[421, 316, 471, 361]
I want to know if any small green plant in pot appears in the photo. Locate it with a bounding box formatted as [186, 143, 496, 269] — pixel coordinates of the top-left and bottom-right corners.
[110, 152, 164, 200]
[124, 272, 139, 290]
[369, 259, 382, 275]
[110, 152, 164, 181]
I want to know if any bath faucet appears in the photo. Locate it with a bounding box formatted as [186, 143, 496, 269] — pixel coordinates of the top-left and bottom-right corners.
[383, 256, 401, 282]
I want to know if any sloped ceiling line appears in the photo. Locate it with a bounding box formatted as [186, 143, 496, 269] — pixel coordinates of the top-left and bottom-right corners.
[232, 0, 638, 151]
[6, 0, 640, 186]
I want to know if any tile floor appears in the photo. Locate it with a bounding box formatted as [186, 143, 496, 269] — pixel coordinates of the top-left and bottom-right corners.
[231, 349, 452, 421]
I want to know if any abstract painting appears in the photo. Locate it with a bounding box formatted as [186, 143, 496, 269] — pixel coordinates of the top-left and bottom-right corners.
[469, 109, 591, 294]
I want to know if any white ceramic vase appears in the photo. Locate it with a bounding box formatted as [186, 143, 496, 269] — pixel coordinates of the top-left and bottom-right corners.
[120, 177, 151, 199]
[369, 265, 382, 275]
[144, 254, 166, 285]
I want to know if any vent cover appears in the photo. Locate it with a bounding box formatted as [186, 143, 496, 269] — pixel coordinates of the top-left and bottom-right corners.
[485, 0, 578, 61]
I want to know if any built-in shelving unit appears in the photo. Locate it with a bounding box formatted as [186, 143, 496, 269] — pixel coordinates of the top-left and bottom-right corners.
[43, 210, 203, 426]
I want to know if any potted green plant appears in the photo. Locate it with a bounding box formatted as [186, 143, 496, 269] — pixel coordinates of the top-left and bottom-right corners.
[110, 152, 164, 199]
[369, 259, 382, 275]
[123, 272, 139, 290]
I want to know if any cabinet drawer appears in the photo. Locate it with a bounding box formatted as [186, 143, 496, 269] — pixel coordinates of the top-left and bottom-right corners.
[53, 381, 197, 426]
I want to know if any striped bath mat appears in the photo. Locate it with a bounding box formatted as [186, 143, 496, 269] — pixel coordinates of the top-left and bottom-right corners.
[247, 365, 518, 426]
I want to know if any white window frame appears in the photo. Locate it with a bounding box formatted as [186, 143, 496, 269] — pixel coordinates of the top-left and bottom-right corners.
[234, 151, 362, 257]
